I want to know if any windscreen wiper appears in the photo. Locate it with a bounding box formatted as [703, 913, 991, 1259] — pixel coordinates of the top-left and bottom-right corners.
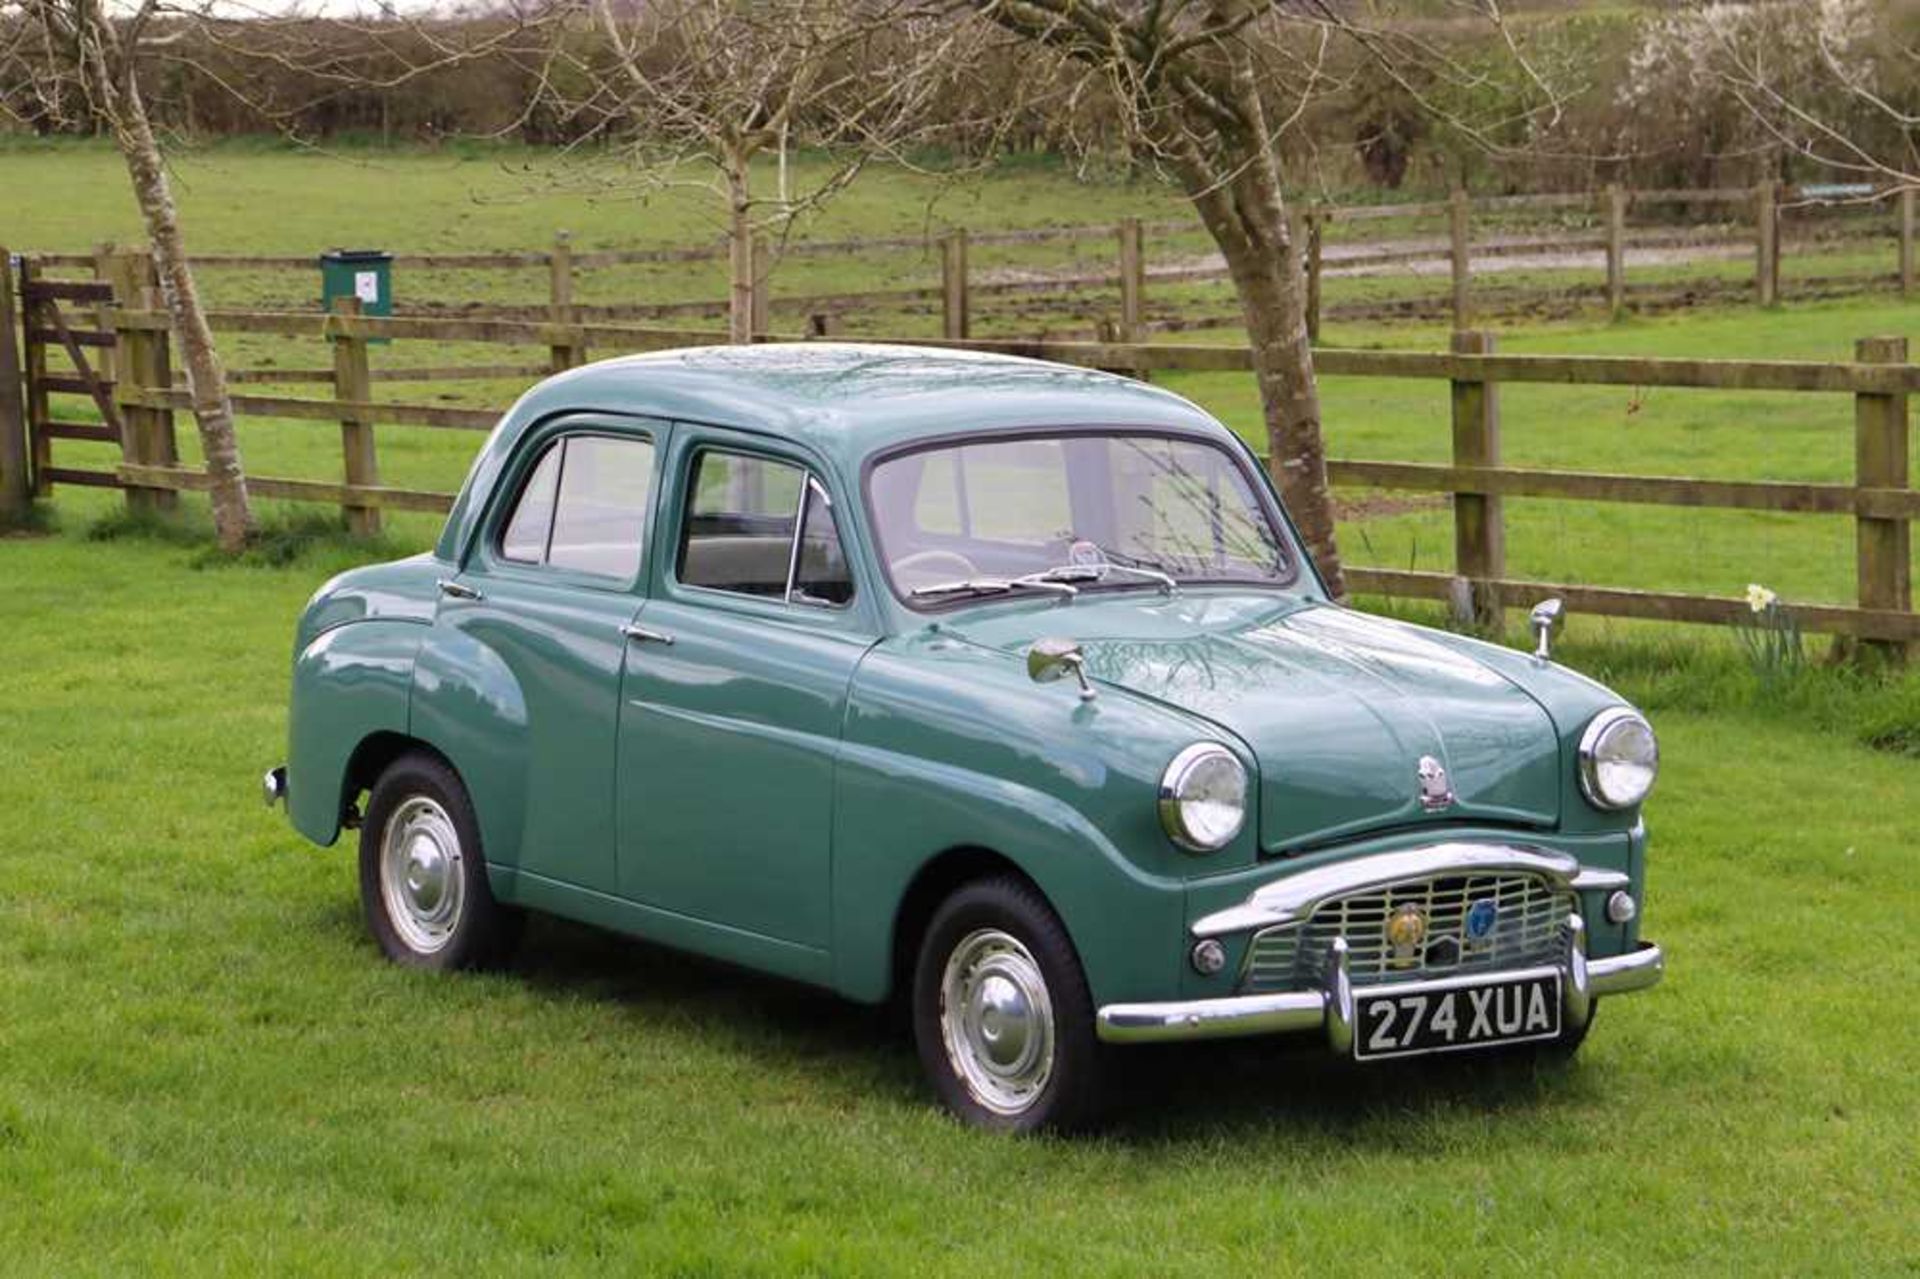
[1024, 562, 1179, 596]
[910, 577, 1080, 601]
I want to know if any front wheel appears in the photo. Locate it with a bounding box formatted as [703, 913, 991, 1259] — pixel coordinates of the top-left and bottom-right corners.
[358, 752, 520, 970]
[912, 876, 1109, 1133]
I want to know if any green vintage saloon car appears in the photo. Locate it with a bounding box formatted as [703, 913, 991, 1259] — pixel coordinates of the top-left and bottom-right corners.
[269, 343, 1664, 1130]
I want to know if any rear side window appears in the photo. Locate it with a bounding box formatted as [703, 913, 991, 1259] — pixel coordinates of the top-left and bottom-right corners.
[678, 449, 852, 607]
[496, 434, 656, 582]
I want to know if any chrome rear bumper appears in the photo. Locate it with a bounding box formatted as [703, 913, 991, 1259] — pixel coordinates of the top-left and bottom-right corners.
[1097, 914, 1662, 1046]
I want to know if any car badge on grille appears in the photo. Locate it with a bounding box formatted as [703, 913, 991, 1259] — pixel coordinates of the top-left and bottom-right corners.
[1416, 755, 1455, 811]
[1386, 903, 1428, 967]
[1465, 898, 1499, 942]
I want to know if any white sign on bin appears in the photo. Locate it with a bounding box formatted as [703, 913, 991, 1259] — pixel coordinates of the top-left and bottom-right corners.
[354, 270, 380, 304]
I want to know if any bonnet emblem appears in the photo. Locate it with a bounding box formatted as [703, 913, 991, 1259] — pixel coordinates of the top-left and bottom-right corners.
[1417, 755, 1454, 811]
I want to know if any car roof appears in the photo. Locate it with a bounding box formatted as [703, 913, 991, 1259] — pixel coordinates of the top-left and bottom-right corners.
[531, 343, 1213, 448]
[436, 343, 1233, 561]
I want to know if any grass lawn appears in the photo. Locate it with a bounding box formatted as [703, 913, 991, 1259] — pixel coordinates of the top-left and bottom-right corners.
[1, 511, 1916, 1273]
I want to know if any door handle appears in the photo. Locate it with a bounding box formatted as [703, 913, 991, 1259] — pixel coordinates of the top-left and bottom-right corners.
[621, 623, 674, 646]
[437, 579, 483, 602]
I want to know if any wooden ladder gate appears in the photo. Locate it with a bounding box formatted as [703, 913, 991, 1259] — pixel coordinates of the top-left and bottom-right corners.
[20, 264, 123, 495]
[19, 252, 178, 511]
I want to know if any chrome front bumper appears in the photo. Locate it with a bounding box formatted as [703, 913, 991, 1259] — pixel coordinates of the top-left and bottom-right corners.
[1097, 915, 1664, 1046]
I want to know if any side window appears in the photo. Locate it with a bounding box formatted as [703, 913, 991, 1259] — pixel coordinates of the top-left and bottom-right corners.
[495, 433, 655, 582]
[678, 449, 853, 608]
[680, 451, 802, 597]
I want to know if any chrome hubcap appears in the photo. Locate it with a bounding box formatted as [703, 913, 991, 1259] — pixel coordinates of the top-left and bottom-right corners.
[939, 929, 1055, 1116]
[380, 796, 464, 954]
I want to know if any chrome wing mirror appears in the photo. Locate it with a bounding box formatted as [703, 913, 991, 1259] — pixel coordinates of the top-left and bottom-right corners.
[1028, 636, 1096, 701]
[1530, 597, 1565, 661]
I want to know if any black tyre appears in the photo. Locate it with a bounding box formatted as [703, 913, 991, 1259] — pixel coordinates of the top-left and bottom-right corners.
[1540, 996, 1597, 1059]
[358, 751, 521, 970]
[912, 875, 1109, 1133]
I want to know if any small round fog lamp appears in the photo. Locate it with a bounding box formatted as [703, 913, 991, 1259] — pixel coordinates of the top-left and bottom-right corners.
[1606, 890, 1638, 925]
[1190, 939, 1227, 976]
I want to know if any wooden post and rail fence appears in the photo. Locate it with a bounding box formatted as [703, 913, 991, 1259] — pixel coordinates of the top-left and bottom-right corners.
[14, 181, 1916, 350]
[4, 244, 1913, 658]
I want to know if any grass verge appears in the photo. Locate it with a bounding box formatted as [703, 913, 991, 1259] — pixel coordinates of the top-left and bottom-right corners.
[0, 521, 1915, 1273]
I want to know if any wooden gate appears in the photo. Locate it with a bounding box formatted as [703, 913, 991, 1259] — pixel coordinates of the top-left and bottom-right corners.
[17, 252, 178, 509]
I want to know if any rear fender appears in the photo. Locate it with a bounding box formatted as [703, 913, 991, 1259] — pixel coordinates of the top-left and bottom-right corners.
[408, 626, 532, 881]
[288, 621, 425, 845]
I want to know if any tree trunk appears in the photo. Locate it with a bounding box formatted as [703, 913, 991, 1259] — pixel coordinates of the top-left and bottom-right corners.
[726, 152, 753, 345]
[1235, 215, 1342, 600]
[1152, 43, 1345, 598]
[83, 14, 254, 551]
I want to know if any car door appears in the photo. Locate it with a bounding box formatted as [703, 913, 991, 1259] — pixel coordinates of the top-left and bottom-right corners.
[616, 426, 876, 957]
[433, 417, 667, 896]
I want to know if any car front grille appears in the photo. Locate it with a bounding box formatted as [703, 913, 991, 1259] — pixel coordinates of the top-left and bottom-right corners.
[1242, 871, 1572, 992]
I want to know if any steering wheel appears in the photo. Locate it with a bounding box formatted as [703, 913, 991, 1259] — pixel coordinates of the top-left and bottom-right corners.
[891, 549, 980, 591]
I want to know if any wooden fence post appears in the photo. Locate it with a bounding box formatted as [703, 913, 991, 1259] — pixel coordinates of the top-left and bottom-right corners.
[1900, 188, 1914, 298]
[1117, 217, 1144, 344]
[750, 236, 772, 340]
[1854, 335, 1911, 663]
[1305, 208, 1324, 342]
[108, 248, 178, 513]
[1605, 183, 1626, 316]
[1755, 180, 1778, 307]
[330, 296, 380, 536]
[1450, 329, 1503, 633]
[941, 230, 970, 340]
[548, 230, 579, 372]
[1449, 188, 1471, 328]
[21, 258, 49, 497]
[0, 248, 28, 521]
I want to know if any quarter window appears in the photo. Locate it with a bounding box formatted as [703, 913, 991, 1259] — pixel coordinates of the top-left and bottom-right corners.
[496, 434, 656, 582]
[678, 449, 852, 607]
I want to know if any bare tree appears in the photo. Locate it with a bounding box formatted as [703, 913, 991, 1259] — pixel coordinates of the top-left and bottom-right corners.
[975, 0, 1352, 594]
[973, 1, 1586, 600]
[524, 0, 1000, 343]
[2, 0, 259, 549]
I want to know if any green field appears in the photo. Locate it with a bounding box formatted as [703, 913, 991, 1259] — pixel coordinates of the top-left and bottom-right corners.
[6, 141, 1917, 622]
[3, 142, 1919, 1273]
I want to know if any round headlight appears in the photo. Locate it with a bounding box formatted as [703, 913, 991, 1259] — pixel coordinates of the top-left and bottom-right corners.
[1158, 743, 1247, 852]
[1578, 708, 1659, 810]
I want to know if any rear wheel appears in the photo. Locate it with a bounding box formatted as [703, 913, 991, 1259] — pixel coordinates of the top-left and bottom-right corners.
[359, 752, 520, 970]
[912, 876, 1109, 1133]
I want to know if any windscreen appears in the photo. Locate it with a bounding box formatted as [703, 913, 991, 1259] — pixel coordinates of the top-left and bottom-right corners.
[868, 432, 1293, 600]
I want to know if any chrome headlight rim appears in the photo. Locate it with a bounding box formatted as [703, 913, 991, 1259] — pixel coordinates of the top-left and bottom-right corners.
[1578, 706, 1659, 810]
[1157, 742, 1247, 854]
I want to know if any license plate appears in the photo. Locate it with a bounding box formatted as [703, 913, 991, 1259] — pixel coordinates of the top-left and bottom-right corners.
[1353, 972, 1561, 1061]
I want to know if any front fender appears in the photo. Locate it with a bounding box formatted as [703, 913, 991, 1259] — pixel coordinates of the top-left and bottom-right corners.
[829, 744, 1187, 1008]
[288, 620, 425, 845]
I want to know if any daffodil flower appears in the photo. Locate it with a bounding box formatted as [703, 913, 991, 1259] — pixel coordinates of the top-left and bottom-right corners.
[1745, 583, 1777, 613]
